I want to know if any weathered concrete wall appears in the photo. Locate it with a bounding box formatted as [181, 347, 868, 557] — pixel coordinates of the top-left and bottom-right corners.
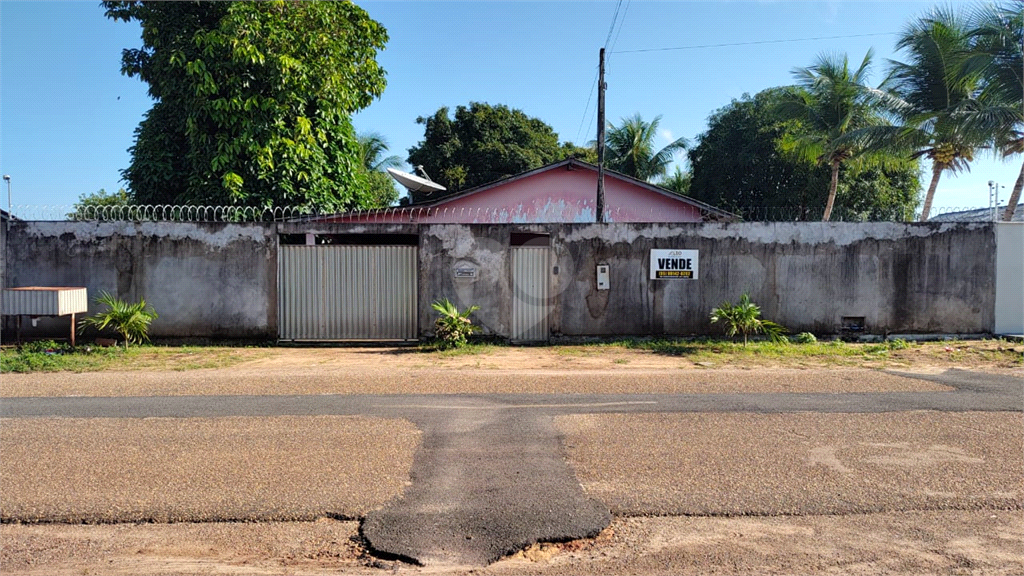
[546, 222, 995, 336]
[4, 221, 277, 339]
[418, 225, 512, 336]
[4, 220, 996, 342]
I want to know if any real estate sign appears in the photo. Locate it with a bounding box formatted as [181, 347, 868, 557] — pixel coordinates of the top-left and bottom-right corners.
[650, 249, 699, 279]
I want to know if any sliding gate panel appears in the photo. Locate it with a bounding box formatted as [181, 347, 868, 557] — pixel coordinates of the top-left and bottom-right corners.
[511, 246, 550, 342]
[279, 245, 417, 340]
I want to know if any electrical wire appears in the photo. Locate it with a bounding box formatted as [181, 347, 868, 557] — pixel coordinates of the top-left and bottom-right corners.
[611, 32, 896, 54]
[607, 0, 631, 58]
[575, 0, 630, 144]
[603, 0, 624, 48]
[574, 67, 600, 144]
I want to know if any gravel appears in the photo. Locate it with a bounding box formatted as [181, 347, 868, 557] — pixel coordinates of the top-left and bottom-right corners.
[556, 411, 1023, 516]
[1, 416, 419, 523]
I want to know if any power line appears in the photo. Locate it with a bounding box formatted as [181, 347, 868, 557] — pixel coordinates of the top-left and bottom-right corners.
[607, 0, 631, 57]
[611, 32, 897, 54]
[576, 1, 625, 145]
[574, 67, 600, 144]
[603, 0, 624, 48]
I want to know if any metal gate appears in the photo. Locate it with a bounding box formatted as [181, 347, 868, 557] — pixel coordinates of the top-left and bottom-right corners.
[511, 246, 550, 342]
[278, 245, 417, 340]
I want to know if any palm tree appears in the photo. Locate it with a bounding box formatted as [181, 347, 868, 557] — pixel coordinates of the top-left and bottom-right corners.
[356, 131, 401, 172]
[855, 8, 990, 221]
[602, 114, 688, 181]
[964, 2, 1023, 221]
[776, 50, 888, 221]
[659, 166, 691, 195]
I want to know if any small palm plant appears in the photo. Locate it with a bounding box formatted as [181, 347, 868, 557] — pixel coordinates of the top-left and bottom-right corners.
[431, 298, 479, 350]
[709, 293, 787, 346]
[79, 291, 158, 349]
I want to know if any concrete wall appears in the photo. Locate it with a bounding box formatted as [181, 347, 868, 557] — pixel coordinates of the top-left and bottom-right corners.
[544, 222, 995, 336]
[5, 220, 997, 341]
[995, 223, 1023, 335]
[4, 221, 277, 339]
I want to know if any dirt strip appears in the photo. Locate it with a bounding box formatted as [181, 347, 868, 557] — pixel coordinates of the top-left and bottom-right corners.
[3, 511, 1022, 575]
[0, 366, 952, 397]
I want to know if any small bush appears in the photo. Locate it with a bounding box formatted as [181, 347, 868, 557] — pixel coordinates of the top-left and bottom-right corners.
[79, 291, 158, 349]
[794, 332, 817, 344]
[431, 298, 480, 350]
[887, 338, 910, 350]
[18, 339, 70, 354]
[709, 294, 788, 346]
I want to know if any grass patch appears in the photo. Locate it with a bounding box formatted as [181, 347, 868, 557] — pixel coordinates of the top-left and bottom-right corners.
[0, 341, 266, 373]
[416, 342, 503, 358]
[551, 337, 1022, 369]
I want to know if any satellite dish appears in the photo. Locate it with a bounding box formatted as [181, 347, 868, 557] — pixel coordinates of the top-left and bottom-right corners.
[387, 167, 446, 194]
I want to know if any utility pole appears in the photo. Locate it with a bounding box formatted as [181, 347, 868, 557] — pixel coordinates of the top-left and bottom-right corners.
[595, 48, 606, 223]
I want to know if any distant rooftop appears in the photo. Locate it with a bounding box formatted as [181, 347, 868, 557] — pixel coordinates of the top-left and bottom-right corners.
[929, 204, 1024, 223]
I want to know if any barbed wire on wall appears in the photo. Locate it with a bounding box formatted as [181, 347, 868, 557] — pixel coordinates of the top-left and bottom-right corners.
[3, 203, 1017, 224]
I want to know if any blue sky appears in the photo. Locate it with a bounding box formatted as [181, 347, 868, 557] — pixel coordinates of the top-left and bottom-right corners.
[1, 1, 1019, 214]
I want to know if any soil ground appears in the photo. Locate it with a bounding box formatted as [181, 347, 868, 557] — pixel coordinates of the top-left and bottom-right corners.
[1, 343, 1022, 575]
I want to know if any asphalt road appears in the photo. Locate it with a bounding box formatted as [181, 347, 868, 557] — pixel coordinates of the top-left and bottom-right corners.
[2, 368, 1021, 567]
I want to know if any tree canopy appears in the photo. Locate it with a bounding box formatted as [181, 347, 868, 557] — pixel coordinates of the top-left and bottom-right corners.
[405, 102, 567, 202]
[848, 7, 991, 221]
[104, 1, 389, 210]
[68, 188, 131, 220]
[776, 50, 890, 221]
[603, 114, 687, 181]
[687, 90, 921, 221]
[964, 1, 1023, 220]
[357, 132, 400, 207]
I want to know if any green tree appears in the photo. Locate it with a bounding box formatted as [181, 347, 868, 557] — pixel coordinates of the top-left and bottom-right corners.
[776, 50, 890, 221]
[602, 114, 687, 181]
[68, 188, 131, 220]
[357, 132, 402, 172]
[964, 2, 1023, 221]
[406, 102, 563, 201]
[104, 1, 388, 211]
[560, 142, 598, 164]
[688, 90, 920, 221]
[357, 131, 400, 207]
[852, 8, 989, 221]
[659, 166, 692, 195]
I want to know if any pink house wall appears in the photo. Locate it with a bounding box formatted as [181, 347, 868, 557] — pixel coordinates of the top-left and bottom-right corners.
[324, 164, 704, 224]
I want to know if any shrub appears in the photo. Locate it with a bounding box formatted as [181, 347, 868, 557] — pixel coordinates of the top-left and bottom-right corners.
[79, 291, 158, 349]
[887, 338, 910, 350]
[709, 293, 788, 346]
[431, 298, 480, 350]
[19, 339, 70, 354]
[794, 332, 817, 344]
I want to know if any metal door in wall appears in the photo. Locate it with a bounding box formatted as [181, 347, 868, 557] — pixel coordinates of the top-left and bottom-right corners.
[511, 246, 550, 342]
[279, 245, 417, 340]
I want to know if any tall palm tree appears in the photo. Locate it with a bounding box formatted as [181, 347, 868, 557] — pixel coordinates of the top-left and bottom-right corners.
[857, 8, 991, 221]
[776, 50, 885, 221]
[602, 114, 688, 181]
[964, 2, 1023, 221]
[356, 131, 401, 172]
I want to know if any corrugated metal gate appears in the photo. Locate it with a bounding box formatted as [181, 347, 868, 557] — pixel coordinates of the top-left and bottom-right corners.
[511, 246, 550, 342]
[278, 245, 418, 340]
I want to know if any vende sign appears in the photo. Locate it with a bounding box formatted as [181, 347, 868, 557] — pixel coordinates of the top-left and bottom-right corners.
[650, 249, 699, 280]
